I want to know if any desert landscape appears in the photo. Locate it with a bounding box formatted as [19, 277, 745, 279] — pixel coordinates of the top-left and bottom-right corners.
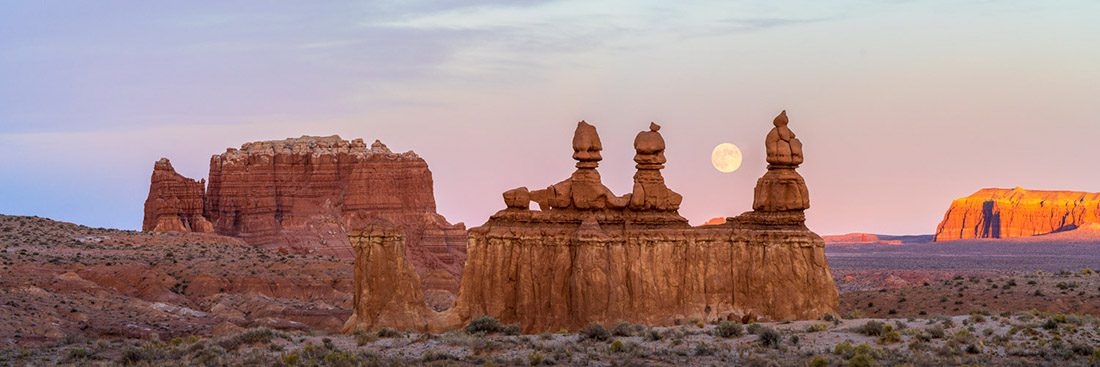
[3, 2, 1099, 366]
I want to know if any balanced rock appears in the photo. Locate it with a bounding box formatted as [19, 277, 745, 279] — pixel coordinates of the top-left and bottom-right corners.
[752, 111, 810, 214]
[344, 115, 838, 334]
[933, 187, 1100, 241]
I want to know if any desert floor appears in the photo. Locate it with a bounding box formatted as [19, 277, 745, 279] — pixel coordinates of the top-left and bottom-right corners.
[2, 215, 1099, 366]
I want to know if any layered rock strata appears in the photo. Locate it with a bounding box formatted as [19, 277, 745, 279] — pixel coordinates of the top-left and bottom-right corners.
[344, 115, 839, 334]
[143, 136, 466, 293]
[933, 187, 1100, 241]
[143, 158, 214, 233]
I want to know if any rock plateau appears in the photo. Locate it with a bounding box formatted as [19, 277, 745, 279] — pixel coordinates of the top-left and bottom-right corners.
[933, 187, 1100, 241]
[143, 136, 466, 293]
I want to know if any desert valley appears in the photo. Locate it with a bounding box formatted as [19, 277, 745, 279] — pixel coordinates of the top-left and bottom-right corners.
[3, 117, 1100, 366]
[3, 2, 1098, 366]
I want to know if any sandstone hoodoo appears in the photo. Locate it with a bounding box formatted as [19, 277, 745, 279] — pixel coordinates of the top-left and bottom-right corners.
[933, 187, 1100, 241]
[344, 112, 839, 333]
[142, 136, 467, 294]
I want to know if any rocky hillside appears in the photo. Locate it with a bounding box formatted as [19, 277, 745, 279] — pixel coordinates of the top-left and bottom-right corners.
[0, 214, 352, 346]
[933, 188, 1100, 241]
[144, 135, 467, 294]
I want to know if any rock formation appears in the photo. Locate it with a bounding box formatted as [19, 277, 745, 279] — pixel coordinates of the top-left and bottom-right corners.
[143, 158, 214, 233]
[933, 187, 1100, 241]
[752, 111, 810, 213]
[344, 115, 838, 334]
[143, 136, 466, 293]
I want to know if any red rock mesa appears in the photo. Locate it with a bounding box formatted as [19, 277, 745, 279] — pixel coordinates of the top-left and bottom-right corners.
[143, 136, 466, 293]
[344, 113, 839, 333]
[933, 187, 1100, 242]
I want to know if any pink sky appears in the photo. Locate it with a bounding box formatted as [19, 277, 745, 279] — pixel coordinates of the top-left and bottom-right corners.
[1, 1, 1098, 235]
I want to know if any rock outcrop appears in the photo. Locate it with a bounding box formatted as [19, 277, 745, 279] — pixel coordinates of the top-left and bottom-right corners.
[143, 158, 214, 233]
[344, 113, 839, 334]
[143, 136, 466, 293]
[933, 187, 1100, 241]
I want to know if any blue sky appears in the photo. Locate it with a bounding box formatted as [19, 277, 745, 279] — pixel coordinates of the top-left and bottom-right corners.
[2, 1, 1098, 234]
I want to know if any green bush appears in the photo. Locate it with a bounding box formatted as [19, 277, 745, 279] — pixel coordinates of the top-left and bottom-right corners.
[715, 321, 744, 338]
[880, 331, 902, 344]
[806, 323, 829, 333]
[466, 316, 502, 334]
[859, 321, 885, 336]
[528, 351, 544, 366]
[610, 339, 624, 353]
[848, 353, 875, 367]
[757, 327, 782, 348]
[833, 341, 854, 357]
[746, 323, 763, 335]
[808, 356, 829, 367]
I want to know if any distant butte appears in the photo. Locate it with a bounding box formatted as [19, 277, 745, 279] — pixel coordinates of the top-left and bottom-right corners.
[934, 187, 1100, 241]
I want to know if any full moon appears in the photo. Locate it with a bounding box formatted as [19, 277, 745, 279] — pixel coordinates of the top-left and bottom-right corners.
[711, 143, 743, 173]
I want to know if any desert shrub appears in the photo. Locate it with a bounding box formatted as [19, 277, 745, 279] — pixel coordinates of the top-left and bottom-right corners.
[219, 328, 277, 351]
[421, 352, 460, 363]
[807, 323, 829, 333]
[757, 327, 782, 348]
[694, 341, 715, 356]
[119, 347, 158, 364]
[1042, 319, 1059, 331]
[502, 324, 521, 336]
[466, 316, 502, 334]
[1070, 343, 1093, 356]
[645, 328, 663, 341]
[715, 321, 744, 338]
[808, 356, 829, 367]
[858, 321, 885, 337]
[834, 341, 855, 357]
[376, 327, 402, 338]
[610, 339, 624, 353]
[880, 331, 902, 344]
[581, 324, 610, 341]
[848, 353, 875, 367]
[63, 348, 93, 362]
[612, 322, 635, 337]
[527, 351, 544, 366]
[354, 331, 375, 346]
[746, 323, 763, 335]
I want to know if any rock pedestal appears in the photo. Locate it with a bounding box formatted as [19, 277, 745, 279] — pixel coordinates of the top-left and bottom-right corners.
[752, 111, 810, 215]
[344, 114, 839, 334]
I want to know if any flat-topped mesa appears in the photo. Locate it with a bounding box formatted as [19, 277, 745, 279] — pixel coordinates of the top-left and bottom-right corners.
[143, 135, 467, 294]
[744, 111, 811, 225]
[143, 158, 214, 233]
[933, 187, 1100, 241]
[344, 115, 838, 334]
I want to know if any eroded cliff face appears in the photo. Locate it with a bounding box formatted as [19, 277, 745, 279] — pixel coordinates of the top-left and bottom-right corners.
[344, 114, 839, 334]
[143, 158, 214, 233]
[444, 211, 836, 333]
[933, 188, 1100, 242]
[143, 136, 466, 293]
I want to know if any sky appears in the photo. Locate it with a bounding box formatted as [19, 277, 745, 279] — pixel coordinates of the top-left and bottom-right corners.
[1, 1, 1098, 235]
